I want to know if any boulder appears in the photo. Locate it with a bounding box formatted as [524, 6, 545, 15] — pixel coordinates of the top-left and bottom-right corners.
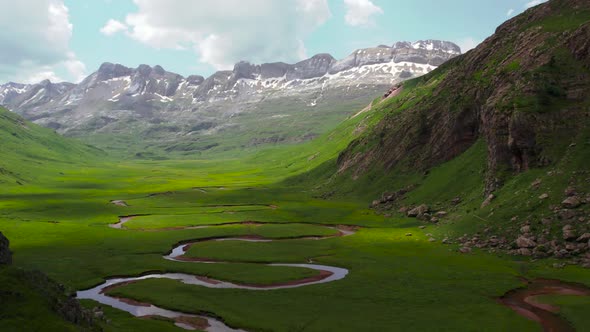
[530, 178, 542, 189]
[520, 225, 531, 234]
[539, 193, 549, 200]
[563, 225, 577, 241]
[407, 204, 429, 218]
[577, 233, 590, 243]
[0, 232, 12, 265]
[557, 209, 578, 220]
[562, 196, 582, 209]
[459, 247, 472, 254]
[110, 200, 128, 207]
[564, 187, 577, 197]
[481, 194, 495, 208]
[516, 236, 536, 248]
[435, 211, 448, 218]
[516, 248, 532, 256]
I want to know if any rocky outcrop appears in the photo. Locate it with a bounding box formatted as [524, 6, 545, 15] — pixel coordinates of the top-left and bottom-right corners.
[286, 54, 335, 80]
[0, 232, 11, 265]
[407, 204, 430, 218]
[330, 40, 460, 74]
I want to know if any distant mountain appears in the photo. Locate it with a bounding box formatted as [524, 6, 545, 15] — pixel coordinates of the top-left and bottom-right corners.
[0, 40, 460, 154]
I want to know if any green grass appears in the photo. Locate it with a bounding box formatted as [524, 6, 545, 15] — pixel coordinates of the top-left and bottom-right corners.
[2, 163, 589, 332]
[108, 226, 543, 332]
[0, 267, 92, 332]
[78, 299, 186, 332]
[533, 295, 590, 328]
[534, 9, 590, 32]
[1, 14, 590, 329]
[73, 94, 374, 161]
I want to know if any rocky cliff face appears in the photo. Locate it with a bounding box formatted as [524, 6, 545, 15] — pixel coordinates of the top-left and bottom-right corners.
[338, 0, 590, 193]
[0, 232, 12, 265]
[330, 40, 460, 74]
[0, 40, 460, 138]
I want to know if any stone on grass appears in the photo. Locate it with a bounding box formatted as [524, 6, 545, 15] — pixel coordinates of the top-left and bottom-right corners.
[481, 194, 495, 208]
[516, 236, 536, 248]
[562, 196, 582, 209]
[407, 204, 429, 218]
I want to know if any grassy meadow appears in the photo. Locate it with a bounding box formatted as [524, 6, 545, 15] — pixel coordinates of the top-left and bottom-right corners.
[0, 87, 589, 332]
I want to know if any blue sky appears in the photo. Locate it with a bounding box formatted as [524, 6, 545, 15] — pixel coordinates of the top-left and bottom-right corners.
[0, 0, 548, 84]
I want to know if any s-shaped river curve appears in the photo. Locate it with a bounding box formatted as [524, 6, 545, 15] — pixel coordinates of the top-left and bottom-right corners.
[77, 215, 356, 331]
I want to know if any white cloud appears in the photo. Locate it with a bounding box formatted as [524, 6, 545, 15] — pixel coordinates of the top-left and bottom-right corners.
[456, 37, 481, 53]
[64, 53, 87, 83]
[0, 0, 85, 83]
[107, 0, 331, 70]
[506, 8, 515, 16]
[100, 19, 128, 36]
[525, 0, 547, 9]
[343, 0, 383, 27]
[23, 68, 64, 84]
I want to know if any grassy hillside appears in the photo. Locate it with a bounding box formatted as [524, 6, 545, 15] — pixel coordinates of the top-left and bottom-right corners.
[0, 267, 98, 331]
[0, 107, 103, 190]
[304, 0, 590, 264]
[75, 94, 374, 160]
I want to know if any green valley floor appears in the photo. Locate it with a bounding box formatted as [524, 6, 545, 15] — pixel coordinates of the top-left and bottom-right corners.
[1, 157, 589, 332]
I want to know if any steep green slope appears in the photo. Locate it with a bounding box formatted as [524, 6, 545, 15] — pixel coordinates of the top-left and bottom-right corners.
[0, 107, 103, 189]
[308, 0, 590, 264]
[339, 0, 590, 186]
[0, 267, 99, 331]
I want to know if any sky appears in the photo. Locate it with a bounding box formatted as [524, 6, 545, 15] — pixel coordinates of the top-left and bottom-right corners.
[0, 0, 548, 84]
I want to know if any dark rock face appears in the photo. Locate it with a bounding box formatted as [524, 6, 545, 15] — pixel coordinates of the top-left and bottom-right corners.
[232, 61, 259, 80]
[126, 64, 184, 97]
[194, 70, 233, 100]
[186, 75, 205, 86]
[0, 232, 12, 265]
[96, 62, 133, 81]
[286, 54, 336, 80]
[260, 62, 291, 79]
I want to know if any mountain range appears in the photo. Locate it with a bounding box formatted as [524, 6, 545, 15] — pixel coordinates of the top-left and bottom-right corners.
[0, 40, 460, 155]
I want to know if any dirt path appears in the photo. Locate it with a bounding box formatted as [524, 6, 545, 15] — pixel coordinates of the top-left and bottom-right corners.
[499, 278, 590, 332]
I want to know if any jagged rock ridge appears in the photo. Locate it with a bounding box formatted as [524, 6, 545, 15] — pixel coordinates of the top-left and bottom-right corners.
[0, 40, 460, 137]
